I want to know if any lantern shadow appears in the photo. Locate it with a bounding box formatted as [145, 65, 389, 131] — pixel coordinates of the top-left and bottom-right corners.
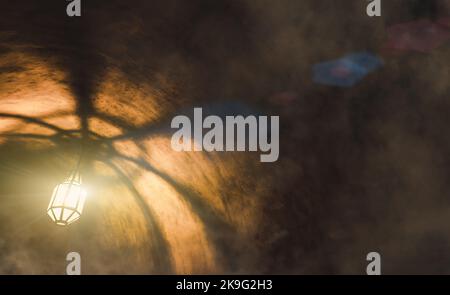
[105, 149, 239, 271]
[0, 130, 176, 273]
[0, 99, 254, 272]
[104, 161, 174, 274]
[95, 101, 264, 271]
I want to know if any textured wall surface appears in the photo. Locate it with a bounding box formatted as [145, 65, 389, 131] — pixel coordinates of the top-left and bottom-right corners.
[0, 0, 449, 274]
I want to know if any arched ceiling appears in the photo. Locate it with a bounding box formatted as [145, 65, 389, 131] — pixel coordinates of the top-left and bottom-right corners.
[0, 0, 450, 274]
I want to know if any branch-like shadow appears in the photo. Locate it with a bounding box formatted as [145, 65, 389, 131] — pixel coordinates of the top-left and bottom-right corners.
[0, 113, 71, 134]
[0, 111, 110, 144]
[0, 133, 56, 140]
[101, 101, 262, 143]
[108, 148, 239, 270]
[103, 160, 174, 274]
[98, 112, 173, 142]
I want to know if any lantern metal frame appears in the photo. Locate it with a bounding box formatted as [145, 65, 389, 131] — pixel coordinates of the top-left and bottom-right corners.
[47, 146, 87, 226]
[47, 171, 86, 226]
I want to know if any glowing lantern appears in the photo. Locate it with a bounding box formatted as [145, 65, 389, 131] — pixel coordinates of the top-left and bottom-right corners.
[47, 171, 87, 226]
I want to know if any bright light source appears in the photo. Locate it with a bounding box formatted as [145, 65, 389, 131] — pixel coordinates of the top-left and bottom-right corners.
[47, 172, 87, 226]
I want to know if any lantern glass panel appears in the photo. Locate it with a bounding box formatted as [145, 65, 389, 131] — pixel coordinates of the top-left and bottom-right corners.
[47, 174, 87, 226]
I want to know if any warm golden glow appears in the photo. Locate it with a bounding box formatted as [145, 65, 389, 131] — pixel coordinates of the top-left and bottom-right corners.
[0, 50, 265, 273]
[47, 173, 87, 226]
